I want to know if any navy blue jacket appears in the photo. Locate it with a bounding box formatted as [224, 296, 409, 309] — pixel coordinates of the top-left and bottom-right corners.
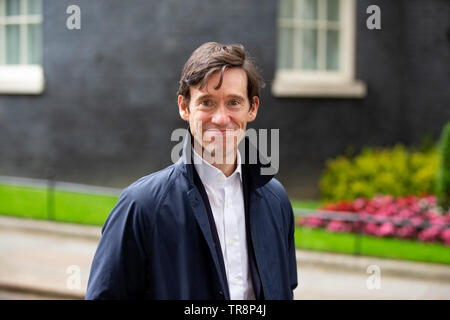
[85, 129, 297, 300]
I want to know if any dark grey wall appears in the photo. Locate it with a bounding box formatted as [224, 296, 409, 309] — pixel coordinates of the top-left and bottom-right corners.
[0, 0, 448, 199]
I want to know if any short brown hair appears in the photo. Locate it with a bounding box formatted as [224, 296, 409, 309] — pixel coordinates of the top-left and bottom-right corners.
[177, 42, 265, 105]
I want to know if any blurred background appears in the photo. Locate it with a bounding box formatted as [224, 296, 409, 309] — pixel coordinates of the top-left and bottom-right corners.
[0, 0, 449, 300]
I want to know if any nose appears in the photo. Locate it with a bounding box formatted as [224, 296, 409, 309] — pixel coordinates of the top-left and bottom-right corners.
[211, 105, 230, 126]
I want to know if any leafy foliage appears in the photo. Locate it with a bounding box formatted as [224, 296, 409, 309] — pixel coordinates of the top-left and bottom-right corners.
[437, 122, 450, 210]
[320, 144, 438, 202]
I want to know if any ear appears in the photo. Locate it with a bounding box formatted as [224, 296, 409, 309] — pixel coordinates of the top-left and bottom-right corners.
[178, 95, 190, 121]
[247, 96, 259, 122]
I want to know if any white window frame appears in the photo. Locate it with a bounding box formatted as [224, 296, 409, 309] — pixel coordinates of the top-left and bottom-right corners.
[272, 0, 366, 98]
[0, 0, 44, 95]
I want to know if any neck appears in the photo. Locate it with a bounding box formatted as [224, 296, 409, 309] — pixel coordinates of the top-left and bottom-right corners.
[212, 154, 237, 177]
[199, 148, 238, 178]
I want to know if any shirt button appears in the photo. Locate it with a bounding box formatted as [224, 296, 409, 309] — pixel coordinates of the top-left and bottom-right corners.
[225, 203, 229, 209]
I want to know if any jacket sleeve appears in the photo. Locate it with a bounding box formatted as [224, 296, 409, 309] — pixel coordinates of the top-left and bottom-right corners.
[286, 200, 298, 296]
[85, 190, 149, 300]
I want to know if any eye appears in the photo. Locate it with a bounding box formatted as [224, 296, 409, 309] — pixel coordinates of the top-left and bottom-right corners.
[230, 100, 240, 106]
[201, 100, 212, 107]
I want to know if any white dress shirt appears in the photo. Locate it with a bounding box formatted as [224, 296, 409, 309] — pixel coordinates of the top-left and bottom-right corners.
[192, 146, 255, 300]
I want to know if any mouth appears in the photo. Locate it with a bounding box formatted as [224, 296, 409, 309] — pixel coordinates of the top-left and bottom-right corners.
[206, 129, 235, 136]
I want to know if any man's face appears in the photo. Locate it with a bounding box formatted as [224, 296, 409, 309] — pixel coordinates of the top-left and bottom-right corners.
[178, 67, 259, 164]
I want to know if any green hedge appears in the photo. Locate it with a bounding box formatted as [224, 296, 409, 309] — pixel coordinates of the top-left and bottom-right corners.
[437, 122, 450, 210]
[319, 144, 438, 202]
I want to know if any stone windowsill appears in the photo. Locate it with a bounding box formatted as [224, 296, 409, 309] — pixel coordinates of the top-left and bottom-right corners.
[0, 65, 45, 95]
[272, 72, 367, 98]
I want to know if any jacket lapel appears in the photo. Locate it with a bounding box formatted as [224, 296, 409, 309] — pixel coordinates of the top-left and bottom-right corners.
[179, 128, 230, 299]
[248, 188, 273, 299]
[187, 188, 230, 299]
[177, 126, 276, 300]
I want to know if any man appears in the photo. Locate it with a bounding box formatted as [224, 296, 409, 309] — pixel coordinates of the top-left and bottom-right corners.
[85, 42, 297, 300]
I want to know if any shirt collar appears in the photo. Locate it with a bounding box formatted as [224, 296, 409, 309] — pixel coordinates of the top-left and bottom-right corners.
[179, 126, 275, 192]
[192, 145, 243, 186]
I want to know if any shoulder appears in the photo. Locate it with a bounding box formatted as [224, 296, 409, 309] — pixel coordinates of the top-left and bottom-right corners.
[120, 163, 184, 212]
[103, 163, 187, 233]
[262, 177, 291, 207]
[100, 163, 187, 238]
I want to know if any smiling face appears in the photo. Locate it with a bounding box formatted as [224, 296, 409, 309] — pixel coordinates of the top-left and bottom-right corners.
[178, 67, 259, 165]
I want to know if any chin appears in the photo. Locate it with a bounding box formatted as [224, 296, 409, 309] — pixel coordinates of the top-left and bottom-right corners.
[203, 141, 236, 156]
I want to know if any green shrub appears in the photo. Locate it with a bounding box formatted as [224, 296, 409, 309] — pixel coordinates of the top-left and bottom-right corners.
[437, 122, 450, 210]
[320, 144, 439, 202]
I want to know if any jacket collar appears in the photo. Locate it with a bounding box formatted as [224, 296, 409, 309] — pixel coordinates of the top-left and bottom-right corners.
[177, 126, 274, 193]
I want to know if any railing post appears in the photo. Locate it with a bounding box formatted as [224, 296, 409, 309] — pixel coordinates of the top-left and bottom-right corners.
[354, 215, 362, 256]
[45, 167, 55, 221]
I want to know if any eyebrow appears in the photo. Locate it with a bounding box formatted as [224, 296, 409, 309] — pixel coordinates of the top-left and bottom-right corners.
[227, 94, 246, 101]
[195, 94, 246, 102]
[195, 94, 214, 102]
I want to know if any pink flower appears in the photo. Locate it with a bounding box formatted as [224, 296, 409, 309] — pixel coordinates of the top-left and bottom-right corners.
[384, 203, 398, 216]
[370, 194, 394, 210]
[396, 226, 416, 239]
[363, 223, 379, 236]
[421, 195, 438, 207]
[440, 229, 450, 246]
[429, 217, 447, 229]
[409, 202, 421, 214]
[397, 196, 410, 208]
[322, 194, 449, 243]
[375, 208, 390, 217]
[353, 198, 367, 211]
[326, 220, 352, 233]
[392, 216, 404, 226]
[365, 205, 376, 214]
[376, 222, 395, 237]
[418, 227, 441, 243]
[305, 216, 324, 228]
[424, 209, 440, 221]
[398, 208, 414, 219]
[410, 216, 424, 228]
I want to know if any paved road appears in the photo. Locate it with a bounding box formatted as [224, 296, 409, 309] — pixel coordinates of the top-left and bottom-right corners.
[293, 264, 450, 300]
[0, 289, 71, 300]
[0, 228, 94, 298]
[1, 224, 449, 300]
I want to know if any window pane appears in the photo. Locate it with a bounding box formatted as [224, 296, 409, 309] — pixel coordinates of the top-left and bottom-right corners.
[278, 27, 294, 69]
[6, 25, 20, 64]
[279, 0, 295, 19]
[301, 0, 318, 20]
[301, 28, 317, 70]
[327, 0, 340, 21]
[326, 30, 339, 70]
[27, 0, 42, 15]
[27, 24, 41, 64]
[6, 0, 21, 16]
